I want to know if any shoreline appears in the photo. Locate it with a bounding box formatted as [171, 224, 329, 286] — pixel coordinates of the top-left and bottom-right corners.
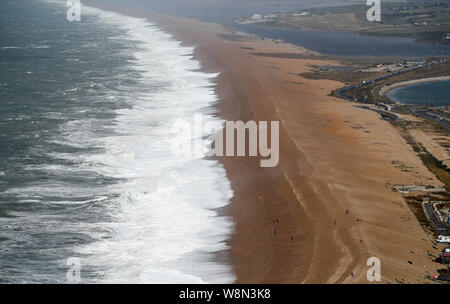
[84, 1, 443, 283]
[379, 76, 450, 96]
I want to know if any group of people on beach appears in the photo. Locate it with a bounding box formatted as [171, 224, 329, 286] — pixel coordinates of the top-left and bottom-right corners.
[271, 218, 296, 241]
[271, 209, 365, 280]
[343, 209, 365, 279]
[335, 209, 363, 225]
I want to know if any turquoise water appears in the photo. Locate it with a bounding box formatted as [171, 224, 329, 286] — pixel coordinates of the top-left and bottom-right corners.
[387, 80, 450, 106]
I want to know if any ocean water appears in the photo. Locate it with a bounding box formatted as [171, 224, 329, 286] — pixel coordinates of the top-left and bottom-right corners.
[387, 80, 450, 106]
[0, 0, 234, 283]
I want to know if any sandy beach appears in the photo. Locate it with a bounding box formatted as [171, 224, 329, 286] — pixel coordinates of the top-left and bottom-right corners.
[86, 2, 444, 283]
[379, 76, 450, 96]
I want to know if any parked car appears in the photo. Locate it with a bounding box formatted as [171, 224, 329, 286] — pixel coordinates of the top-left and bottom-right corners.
[432, 273, 450, 282]
[437, 235, 450, 243]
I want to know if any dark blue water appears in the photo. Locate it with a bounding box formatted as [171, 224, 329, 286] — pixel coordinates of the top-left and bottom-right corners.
[0, 0, 140, 282]
[387, 80, 450, 106]
[0, 0, 235, 284]
[235, 24, 450, 58]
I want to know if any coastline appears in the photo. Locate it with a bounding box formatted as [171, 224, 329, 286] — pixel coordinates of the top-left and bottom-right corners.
[85, 2, 443, 283]
[379, 76, 450, 96]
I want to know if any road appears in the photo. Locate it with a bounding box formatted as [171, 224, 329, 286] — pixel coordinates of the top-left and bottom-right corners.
[411, 109, 450, 132]
[333, 61, 450, 130]
[333, 64, 424, 102]
[423, 203, 450, 236]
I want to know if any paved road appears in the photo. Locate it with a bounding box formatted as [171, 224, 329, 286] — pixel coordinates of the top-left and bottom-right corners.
[412, 110, 450, 132]
[333, 62, 450, 131]
[333, 65, 424, 102]
[423, 203, 450, 236]
[355, 105, 399, 121]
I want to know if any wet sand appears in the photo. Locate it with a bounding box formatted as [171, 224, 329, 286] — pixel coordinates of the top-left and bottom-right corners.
[87, 3, 442, 283]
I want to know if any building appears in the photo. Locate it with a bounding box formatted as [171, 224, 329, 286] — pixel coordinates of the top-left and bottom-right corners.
[292, 11, 310, 17]
[251, 14, 263, 20]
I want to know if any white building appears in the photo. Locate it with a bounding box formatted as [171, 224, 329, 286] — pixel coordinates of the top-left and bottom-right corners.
[251, 14, 263, 20]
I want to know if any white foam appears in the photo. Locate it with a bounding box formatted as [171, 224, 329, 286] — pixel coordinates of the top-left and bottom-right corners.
[39, 1, 235, 283]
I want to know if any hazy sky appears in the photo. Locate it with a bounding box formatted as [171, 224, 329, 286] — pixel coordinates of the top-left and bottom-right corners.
[86, 0, 407, 25]
[87, 0, 388, 23]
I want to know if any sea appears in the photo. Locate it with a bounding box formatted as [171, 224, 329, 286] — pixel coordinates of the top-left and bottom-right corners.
[0, 0, 234, 283]
[387, 80, 450, 107]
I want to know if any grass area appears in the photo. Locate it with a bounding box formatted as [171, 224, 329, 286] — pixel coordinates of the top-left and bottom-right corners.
[261, 1, 450, 45]
[393, 120, 450, 188]
[396, 119, 450, 243]
[342, 60, 450, 103]
[404, 195, 435, 234]
[298, 68, 385, 85]
[299, 59, 450, 102]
